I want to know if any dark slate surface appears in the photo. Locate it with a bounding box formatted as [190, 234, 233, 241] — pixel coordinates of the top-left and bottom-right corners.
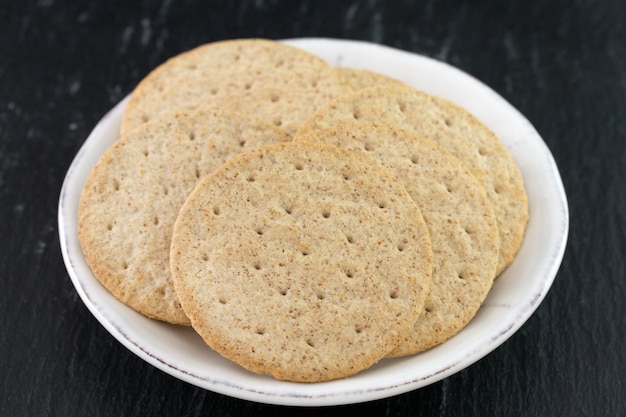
[1, 0, 624, 415]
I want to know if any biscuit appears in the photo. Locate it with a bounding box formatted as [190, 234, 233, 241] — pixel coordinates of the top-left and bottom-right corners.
[337, 67, 407, 90]
[297, 85, 528, 274]
[121, 38, 351, 136]
[78, 107, 291, 324]
[294, 122, 499, 355]
[169, 141, 433, 381]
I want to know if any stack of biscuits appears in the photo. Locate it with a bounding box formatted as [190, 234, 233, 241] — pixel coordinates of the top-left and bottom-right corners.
[77, 39, 528, 382]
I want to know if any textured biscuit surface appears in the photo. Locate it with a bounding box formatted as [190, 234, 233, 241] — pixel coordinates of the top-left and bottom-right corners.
[78, 107, 291, 324]
[337, 67, 407, 91]
[295, 122, 499, 355]
[121, 38, 351, 136]
[297, 85, 528, 274]
[169, 142, 433, 382]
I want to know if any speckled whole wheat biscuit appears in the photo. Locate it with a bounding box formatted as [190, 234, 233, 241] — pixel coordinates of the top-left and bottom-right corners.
[169, 142, 433, 382]
[121, 38, 351, 136]
[294, 122, 499, 355]
[297, 85, 528, 275]
[337, 67, 407, 91]
[77, 107, 291, 325]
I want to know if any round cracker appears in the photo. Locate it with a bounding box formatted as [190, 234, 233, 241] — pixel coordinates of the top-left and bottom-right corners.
[297, 84, 528, 274]
[295, 122, 499, 355]
[78, 107, 291, 325]
[121, 38, 351, 136]
[169, 141, 433, 382]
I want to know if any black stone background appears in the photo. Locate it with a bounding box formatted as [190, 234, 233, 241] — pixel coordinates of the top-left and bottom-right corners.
[1, 0, 624, 416]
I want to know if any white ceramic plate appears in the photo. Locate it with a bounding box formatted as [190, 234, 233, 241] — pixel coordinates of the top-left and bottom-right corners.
[58, 38, 568, 406]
